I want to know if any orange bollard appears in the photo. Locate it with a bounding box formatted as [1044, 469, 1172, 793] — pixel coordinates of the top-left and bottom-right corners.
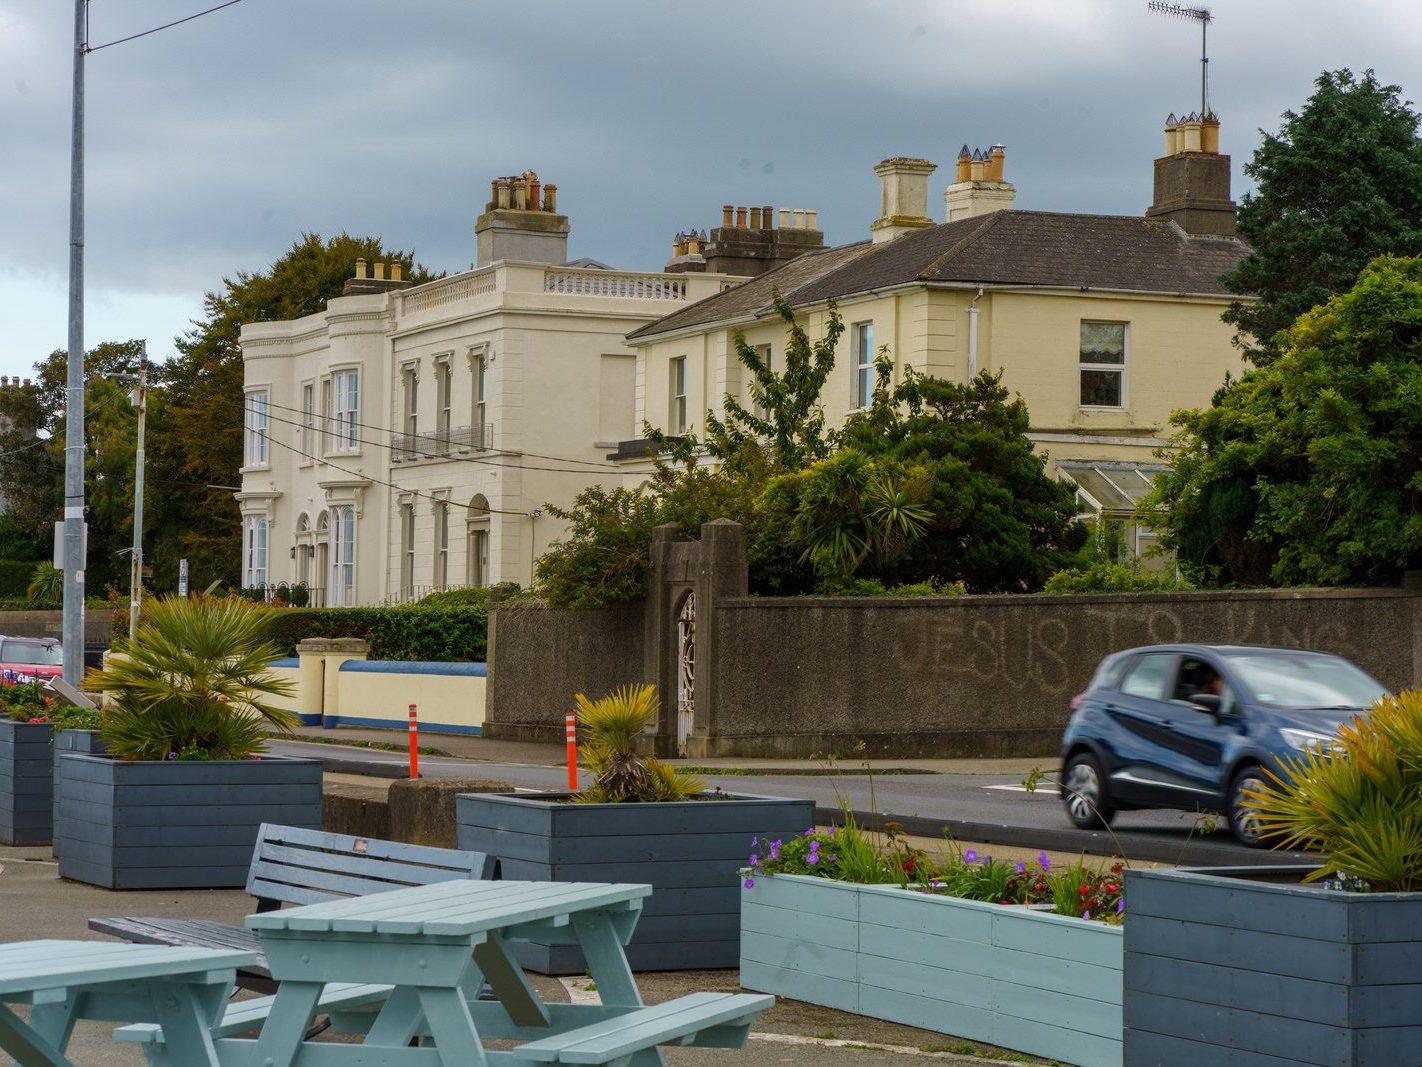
[408, 704, 419, 779]
[565, 710, 578, 791]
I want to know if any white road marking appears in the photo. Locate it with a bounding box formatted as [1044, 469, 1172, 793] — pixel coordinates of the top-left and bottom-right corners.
[983, 784, 1032, 792]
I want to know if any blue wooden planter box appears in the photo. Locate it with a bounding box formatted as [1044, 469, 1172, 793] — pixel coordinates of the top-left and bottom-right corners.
[456, 790, 813, 974]
[741, 874, 1123, 1067]
[1125, 865, 1422, 1066]
[0, 719, 54, 845]
[53, 749, 323, 889]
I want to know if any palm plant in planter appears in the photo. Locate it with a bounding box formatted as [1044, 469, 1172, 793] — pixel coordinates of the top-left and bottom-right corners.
[572, 684, 702, 802]
[1123, 689, 1422, 1065]
[53, 597, 321, 889]
[456, 682, 812, 972]
[88, 595, 298, 759]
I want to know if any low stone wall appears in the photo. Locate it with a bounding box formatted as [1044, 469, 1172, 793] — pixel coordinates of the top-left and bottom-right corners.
[0, 609, 112, 650]
[484, 602, 645, 743]
[487, 587, 1422, 758]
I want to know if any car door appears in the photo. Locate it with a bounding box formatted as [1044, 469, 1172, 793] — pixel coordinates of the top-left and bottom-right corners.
[1099, 651, 1181, 806]
[1153, 654, 1241, 804]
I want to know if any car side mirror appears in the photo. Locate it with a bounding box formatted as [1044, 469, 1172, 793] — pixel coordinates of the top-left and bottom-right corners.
[1190, 693, 1223, 716]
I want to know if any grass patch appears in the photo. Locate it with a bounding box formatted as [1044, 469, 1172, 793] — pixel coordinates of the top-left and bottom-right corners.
[676, 766, 919, 776]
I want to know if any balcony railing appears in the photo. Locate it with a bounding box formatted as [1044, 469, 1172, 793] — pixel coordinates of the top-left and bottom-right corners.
[391, 423, 494, 463]
[543, 268, 687, 300]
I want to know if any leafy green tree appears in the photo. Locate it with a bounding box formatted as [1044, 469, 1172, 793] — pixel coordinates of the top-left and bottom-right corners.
[1145, 254, 1422, 586]
[829, 366, 1088, 593]
[1222, 69, 1422, 360]
[164, 233, 438, 588]
[0, 340, 146, 594]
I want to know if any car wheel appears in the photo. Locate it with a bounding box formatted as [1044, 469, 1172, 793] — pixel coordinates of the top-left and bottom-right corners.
[1062, 752, 1114, 830]
[1229, 767, 1270, 847]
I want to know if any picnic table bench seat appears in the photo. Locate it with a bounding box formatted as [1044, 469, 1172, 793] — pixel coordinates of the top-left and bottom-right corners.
[89, 823, 495, 992]
[115, 988, 774, 1065]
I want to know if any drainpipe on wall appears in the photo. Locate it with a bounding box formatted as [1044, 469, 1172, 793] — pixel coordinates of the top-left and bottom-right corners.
[967, 287, 984, 379]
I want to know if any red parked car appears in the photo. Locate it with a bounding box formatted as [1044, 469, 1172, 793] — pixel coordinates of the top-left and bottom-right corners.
[0, 637, 64, 685]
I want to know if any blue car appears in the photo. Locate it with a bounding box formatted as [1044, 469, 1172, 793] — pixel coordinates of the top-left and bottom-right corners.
[1059, 644, 1387, 845]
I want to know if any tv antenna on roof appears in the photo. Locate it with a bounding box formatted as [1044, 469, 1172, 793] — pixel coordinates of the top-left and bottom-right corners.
[1149, 2, 1213, 119]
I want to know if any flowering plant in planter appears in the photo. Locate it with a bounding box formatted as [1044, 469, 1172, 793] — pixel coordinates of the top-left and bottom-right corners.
[745, 816, 1126, 924]
[0, 683, 98, 729]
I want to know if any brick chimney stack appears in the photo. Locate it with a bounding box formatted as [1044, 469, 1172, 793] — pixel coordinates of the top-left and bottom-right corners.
[666, 200, 825, 277]
[1146, 112, 1236, 236]
[475, 169, 571, 267]
[944, 144, 1015, 223]
[343, 255, 414, 296]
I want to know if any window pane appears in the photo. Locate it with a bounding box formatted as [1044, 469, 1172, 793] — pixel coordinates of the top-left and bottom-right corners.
[1118, 653, 1174, 700]
[1080, 368, 1122, 406]
[1080, 322, 1125, 364]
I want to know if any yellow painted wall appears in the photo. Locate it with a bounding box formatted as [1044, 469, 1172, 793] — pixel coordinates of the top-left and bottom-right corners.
[267, 655, 487, 735]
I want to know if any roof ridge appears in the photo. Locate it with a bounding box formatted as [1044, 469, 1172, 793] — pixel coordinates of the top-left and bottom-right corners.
[918, 212, 1007, 280]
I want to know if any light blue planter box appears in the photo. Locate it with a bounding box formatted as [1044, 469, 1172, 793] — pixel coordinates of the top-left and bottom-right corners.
[0, 719, 54, 845]
[741, 874, 1123, 1067]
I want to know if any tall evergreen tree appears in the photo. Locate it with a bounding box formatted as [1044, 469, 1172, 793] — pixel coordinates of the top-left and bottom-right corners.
[1222, 69, 1422, 361]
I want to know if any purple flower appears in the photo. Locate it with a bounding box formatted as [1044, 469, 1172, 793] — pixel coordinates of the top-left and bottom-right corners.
[749, 855, 759, 867]
[964, 850, 978, 864]
[1038, 851, 1051, 872]
[804, 828, 815, 837]
[1082, 911, 1090, 921]
[1015, 861, 1026, 874]
[751, 837, 758, 847]
[743, 876, 755, 889]
[807, 852, 820, 865]
[1116, 898, 1125, 914]
[166, 751, 177, 760]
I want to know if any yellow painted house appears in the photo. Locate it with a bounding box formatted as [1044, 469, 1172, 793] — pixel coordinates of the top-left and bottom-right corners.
[626, 116, 1251, 555]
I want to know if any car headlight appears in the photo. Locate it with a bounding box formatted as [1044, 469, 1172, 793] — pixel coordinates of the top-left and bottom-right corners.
[1280, 727, 1335, 752]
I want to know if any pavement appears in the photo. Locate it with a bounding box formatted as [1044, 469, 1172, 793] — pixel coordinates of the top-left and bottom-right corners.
[0, 727, 1069, 1065]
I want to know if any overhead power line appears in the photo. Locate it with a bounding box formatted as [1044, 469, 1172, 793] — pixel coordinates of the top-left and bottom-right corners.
[86, 0, 243, 53]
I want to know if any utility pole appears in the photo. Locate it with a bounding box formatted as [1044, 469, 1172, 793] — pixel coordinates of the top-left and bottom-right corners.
[128, 345, 147, 641]
[62, 0, 87, 685]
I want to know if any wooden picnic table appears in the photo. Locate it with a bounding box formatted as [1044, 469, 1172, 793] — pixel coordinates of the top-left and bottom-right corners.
[0, 939, 256, 1066]
[207, 879, 769, 1066]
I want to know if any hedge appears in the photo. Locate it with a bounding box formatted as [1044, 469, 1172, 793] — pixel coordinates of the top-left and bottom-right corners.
[266, 605, 488, 662]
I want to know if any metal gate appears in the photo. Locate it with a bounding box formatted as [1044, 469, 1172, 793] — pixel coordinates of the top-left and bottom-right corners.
[675, 592, 695, 754]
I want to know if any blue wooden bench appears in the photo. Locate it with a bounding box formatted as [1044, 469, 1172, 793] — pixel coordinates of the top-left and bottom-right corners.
[89, 822, 495, 993]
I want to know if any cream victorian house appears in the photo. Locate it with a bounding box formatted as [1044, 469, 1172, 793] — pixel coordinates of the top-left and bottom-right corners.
[626, 115, 1250, 557]
[237, 173, 732, 605]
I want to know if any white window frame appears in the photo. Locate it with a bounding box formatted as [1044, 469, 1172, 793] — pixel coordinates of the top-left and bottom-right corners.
[399, 501, 415, 599]
[402, 363, 419, 444]
[433, 496, 449, 591]
[752, 344, 772, 420]
[330, 368, 360, 453]
[435, 355, 453, 450]
[1079, 321, 1128, 410]
[467, 495, 490, 587]
[243, 515, 268, 589]
[472, 349, 489, 446]
[669, 356, 687, 434]
[331, 504, 356, 606]
[299, 381, 315, 461]
[244, 389, 269, 468]
[851, 322, 874, 409]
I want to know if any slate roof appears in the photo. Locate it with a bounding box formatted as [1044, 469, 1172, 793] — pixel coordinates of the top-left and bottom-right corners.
[629, 209, 1249, 342]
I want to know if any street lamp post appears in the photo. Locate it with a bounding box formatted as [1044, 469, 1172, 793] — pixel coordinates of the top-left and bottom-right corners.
[62, 0, 87, 685]
[128, 346, 147, 641]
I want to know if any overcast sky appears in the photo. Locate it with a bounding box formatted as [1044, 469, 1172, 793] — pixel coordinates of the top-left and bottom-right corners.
[2, 0, 1419, 379]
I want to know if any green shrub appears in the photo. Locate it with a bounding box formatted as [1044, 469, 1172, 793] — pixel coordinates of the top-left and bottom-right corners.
[417, 586, 494, 609]
[266, 605, 488, 661]
[832, 578, 967, 597]
[1043, 561, 1194, 594]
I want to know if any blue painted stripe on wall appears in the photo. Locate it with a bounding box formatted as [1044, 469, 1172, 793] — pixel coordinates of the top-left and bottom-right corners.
[270, 658, 300, 668]
[338, 661, 487, 677]
[295, 713, 322, 726]
[322, 714, 482, 736]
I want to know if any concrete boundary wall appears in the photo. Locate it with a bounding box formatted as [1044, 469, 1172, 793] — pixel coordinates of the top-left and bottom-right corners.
[485, 554, 1422, 758]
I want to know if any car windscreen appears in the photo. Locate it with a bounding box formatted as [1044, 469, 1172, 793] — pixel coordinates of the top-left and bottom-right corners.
[1223, 652, 1386, 710]
[0, 641, 62, 666]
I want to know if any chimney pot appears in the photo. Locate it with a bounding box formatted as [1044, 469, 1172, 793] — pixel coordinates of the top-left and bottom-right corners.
[722, 204, 734, 227]
[528, 176, 542, 211]
[355, 258, 367, 279]
[762, 204, 774, 229]
[988, 145, 1006, 182]
[391, 262, 403, 282]
[543, 183, 557, 212]
[687, 234, 702, 254]
[749, 206, 762, 229]
[792, 208, 806, 229]
[735, 206, 748, 228]
[779, 208, 791, 228]
[1201, 117, 1220, 154]
[374, 261, 386, 280]
[807, 209, 818, 230]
